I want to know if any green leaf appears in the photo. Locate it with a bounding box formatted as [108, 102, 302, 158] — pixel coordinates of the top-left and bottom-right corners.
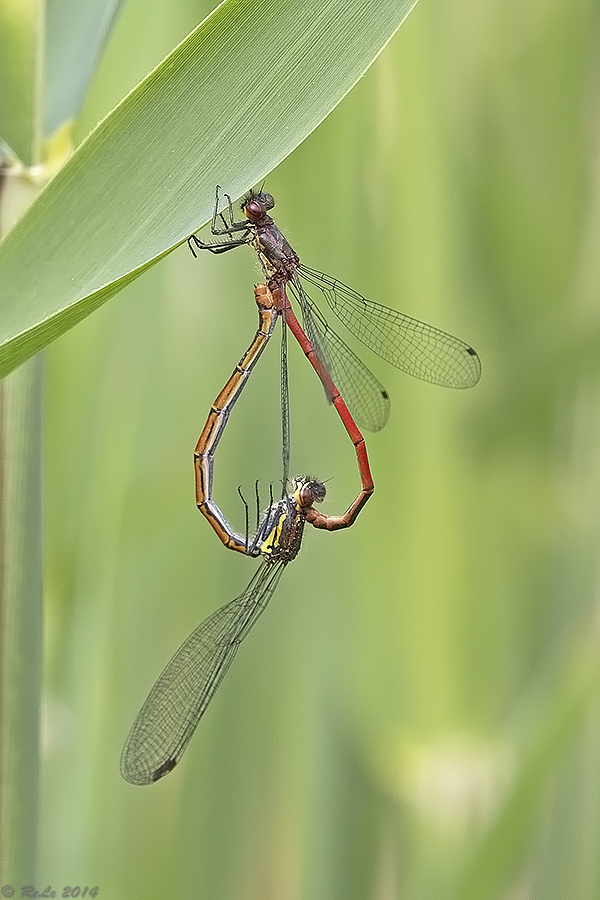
[0, 0, 418, 380]
[45, 0, 126, 136]
[0, 0, 43, 164]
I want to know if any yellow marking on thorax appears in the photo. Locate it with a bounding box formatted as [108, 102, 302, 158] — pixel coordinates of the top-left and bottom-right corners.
[260, 493, 303, 556]
[261, 514, 285, 556]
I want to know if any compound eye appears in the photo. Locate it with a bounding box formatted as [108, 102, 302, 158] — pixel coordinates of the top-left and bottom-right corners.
[244, 199, 262, 220]
[297, 484, 312, 506]
[297, 480, 326, 507]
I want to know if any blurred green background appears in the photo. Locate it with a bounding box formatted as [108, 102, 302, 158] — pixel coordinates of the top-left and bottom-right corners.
[34, 0, 600, 897]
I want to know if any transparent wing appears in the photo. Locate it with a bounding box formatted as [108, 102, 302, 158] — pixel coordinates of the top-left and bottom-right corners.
[280, 317, 291, 492]
[121, 560, 286, 785]
[299, 265, 481, 389]
[288, 279, 391, 433]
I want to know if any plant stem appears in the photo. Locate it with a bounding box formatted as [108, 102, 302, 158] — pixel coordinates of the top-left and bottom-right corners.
[0, 159, 43, 884]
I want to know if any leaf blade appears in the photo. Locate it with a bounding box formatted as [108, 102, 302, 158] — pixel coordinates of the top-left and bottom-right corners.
[0, 0, 419, 378]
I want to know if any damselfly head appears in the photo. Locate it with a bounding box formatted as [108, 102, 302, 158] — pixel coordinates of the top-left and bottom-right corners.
[242, 190, 275, 221]
[294, 476, 327, 509]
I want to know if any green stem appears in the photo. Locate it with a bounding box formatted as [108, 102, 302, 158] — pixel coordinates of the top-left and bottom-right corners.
[0, 161, 43, 884]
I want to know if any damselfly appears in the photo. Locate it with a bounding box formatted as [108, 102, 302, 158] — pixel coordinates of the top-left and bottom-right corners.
[121, 288, 370, 785]
[189, 186, 481, 439]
